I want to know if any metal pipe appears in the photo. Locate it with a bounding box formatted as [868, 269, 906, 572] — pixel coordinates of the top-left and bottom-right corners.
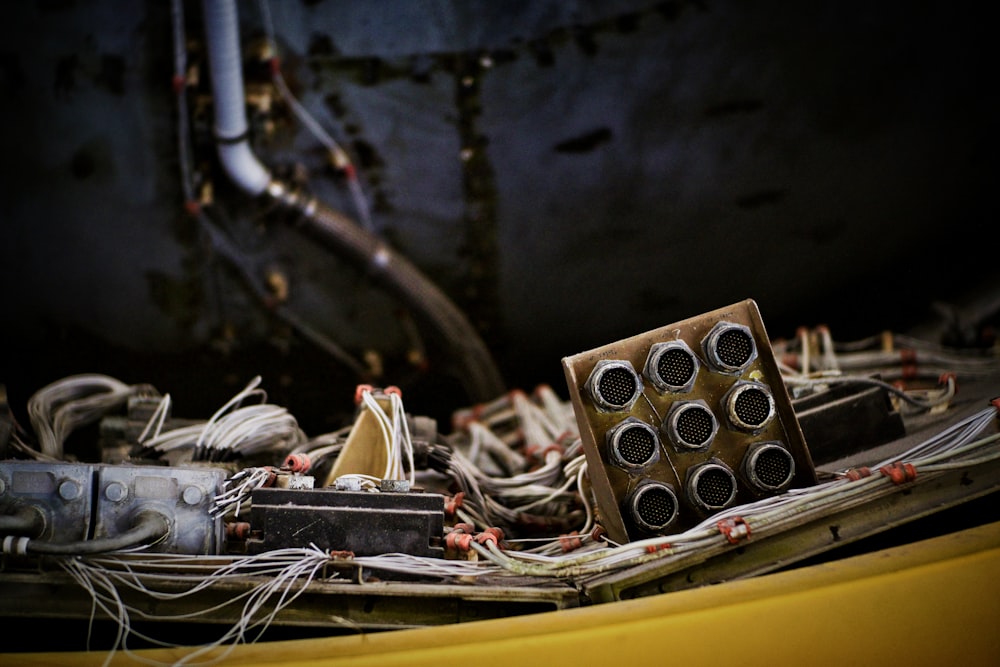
[198, 0, 505, 402]
[201, 0, 271, 195]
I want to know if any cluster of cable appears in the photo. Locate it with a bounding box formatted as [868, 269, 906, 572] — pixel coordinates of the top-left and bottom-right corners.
[17, 374, 155, 461]
[438, 386, 590, 542]
[59, 545, 349, 667]
[136, 376, 305, 464]
[772, 326, 994, 413]
[461, 403, 1000, 580]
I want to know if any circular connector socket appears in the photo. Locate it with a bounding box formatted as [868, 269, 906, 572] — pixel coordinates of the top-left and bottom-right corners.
[742, 441, 796, 492]
[686, 461, 738, 512]
[722, 381, 776, 433]
[702, 321, 757, 375]
[585, 360, 643, 412]
[606, 417, 661, 470]
[643, 340, 700, 393]
[627, 481, 680, 533]
[663, 399, 718, 451]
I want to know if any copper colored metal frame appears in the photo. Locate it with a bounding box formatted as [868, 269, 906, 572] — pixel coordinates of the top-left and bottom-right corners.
[562, 299, 818, 544]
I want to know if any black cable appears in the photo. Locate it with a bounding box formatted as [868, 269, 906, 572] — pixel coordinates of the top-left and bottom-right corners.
[0, 506, 45, 538]
[24, 510, 170, 555]
[292, 198, 506, 403]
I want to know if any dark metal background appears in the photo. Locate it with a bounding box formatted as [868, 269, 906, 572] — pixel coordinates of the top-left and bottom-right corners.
[1, 0, 995, 429]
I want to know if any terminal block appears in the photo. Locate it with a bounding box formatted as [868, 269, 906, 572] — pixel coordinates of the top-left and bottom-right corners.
[562, 299, 817, 543]
[246, 487, 445, 557]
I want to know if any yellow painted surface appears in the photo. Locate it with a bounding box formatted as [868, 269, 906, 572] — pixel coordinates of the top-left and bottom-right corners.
[7, 521, 1000, 667]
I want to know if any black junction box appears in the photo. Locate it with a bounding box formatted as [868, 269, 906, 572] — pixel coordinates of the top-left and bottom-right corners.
[247, 487, 445, 557]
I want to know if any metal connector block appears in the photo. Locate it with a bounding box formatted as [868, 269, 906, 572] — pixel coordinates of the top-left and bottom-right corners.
[95, 465, 226, 555]
[562, 299, 817, 542]
[0, 461, 96, 543]
[1, 462, 225, 554]
[246, 487, 445, 557]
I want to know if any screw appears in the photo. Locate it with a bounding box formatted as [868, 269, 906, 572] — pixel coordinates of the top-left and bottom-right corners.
[58, 480, 82, 501]
[182, 485, 204, 506]
[105, 481, 128, 502]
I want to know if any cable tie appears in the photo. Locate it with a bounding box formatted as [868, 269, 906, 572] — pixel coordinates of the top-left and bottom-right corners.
[326, 549, 355, 560]
[645, 543, 671, 554]
[938, 372, 958, 393]
[901, 363, 919, 381]
[508, 388, 529, 402]
[541, 443, 565, 459]
[880, 461, 917, 485]
[451, 522, 474, 534]
[283, 452, 311, 474]
[845, 466, 872, 481]
[2, 536, 29, 556]
[384, 385, 402, 398]
[269, 56, 281, 76]
[354, 384, 374, 406]
[482, 526, 505, 542]
[446, 532, 473, 552]
[263, 467, 278, 488]
[214, 130, 251, 145]
[474, 532, 498, 547]
[899, 348, 918, 364]
[171, 73, 186, 94]
[559, 531, 583, 553]
[183, 200, 201, 217]
[717, 517, 751, 544]
[342, 163, 357, 181]
[444, 491, 465, 518]
[590, 525, 607, 543]
[991, 397, 1000, 411]
[226, 522, 251, 541]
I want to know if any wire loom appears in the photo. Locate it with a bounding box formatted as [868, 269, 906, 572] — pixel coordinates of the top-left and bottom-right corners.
[2, 333, 998, 665]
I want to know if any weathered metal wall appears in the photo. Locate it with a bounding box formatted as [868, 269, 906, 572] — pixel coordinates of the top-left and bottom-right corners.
[1, 1, 994, 424]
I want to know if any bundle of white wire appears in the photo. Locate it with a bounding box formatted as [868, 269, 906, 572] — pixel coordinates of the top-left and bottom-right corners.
[443, 386, 586, 532]
[57, 402, 998, 666]
[466, 404, 1000, 580]
[25, 372, 997, 666]
[137, 376, 305, 463]
[25, 373, 151, 460]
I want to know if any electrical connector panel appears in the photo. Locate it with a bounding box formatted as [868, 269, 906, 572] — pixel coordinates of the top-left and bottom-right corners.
[562, 299, 817, 543]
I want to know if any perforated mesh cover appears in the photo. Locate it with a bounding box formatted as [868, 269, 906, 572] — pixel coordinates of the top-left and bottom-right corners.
[715, 328, 755, 368]
[675, 405, 715, 447]
[655, 348, 696, 388]
[748, 444, 795, 490]
[613, 423, 658, 466]
[690, 465, 737, 510]
[593, 364, 639, 409]
[632, 484, 678, 531]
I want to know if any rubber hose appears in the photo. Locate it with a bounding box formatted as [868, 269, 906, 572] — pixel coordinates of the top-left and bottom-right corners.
[296, 197, 506, 403]
[25, 510, 171, 555]
[0, 506, 45, 538]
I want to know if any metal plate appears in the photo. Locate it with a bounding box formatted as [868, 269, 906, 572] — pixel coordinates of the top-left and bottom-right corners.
[562, 299, 817, 543]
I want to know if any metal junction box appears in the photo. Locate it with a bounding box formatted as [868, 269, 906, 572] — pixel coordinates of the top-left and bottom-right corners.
[562, 299, 817, 543]
[0, 461, 226, 555]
